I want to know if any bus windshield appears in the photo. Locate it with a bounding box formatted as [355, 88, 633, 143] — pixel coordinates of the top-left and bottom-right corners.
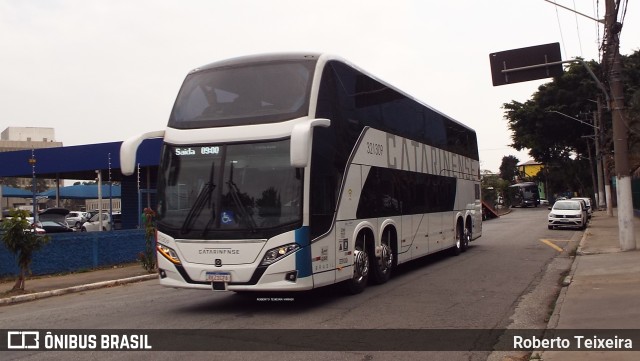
[156, 139, 303, 239]
[168, 60, 316, 128]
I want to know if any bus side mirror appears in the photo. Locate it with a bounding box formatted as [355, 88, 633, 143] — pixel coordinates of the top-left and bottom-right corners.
[290, 118, 330, 168]
[120, 130, 165, 176]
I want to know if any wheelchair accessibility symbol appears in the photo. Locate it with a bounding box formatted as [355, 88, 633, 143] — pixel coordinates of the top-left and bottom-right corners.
[221, 211, 235, 225]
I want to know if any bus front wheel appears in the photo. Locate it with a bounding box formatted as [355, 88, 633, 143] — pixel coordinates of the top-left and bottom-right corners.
[450, 223, 463, 256]
[344, 236, 369, 295]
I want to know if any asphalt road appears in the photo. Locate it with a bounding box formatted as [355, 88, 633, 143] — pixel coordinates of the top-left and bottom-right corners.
[1, 207, 581, 361]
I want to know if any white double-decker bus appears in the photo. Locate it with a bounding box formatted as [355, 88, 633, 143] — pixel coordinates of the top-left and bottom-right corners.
[121, 53, 481, 294]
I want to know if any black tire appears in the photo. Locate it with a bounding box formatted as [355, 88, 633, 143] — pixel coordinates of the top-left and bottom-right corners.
[450, 223, 462, 256]
[548, 225, 553, 230]
[80, 227, 87, 232]
[343, 235, 369, 295]
[371, 230, 393, 285]
[461, 223, 471, 252]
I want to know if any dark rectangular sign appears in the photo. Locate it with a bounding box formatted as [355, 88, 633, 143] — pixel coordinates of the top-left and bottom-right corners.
[489, 42, 563, 86]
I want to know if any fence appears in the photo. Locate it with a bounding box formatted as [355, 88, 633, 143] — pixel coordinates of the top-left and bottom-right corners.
[0, 229, 145, 277]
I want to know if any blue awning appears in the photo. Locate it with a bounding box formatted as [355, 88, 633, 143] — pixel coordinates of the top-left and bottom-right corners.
[0, 138, 162, 180]
[38, 185, 121, 199]
[1, 185, 33, 198]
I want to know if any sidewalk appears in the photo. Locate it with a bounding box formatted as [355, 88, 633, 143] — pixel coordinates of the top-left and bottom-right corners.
[0, 263, 156, 306]
[541, 209, 640, 360]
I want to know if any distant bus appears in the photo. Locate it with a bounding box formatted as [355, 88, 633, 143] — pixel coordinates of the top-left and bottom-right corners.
[120, 53, 482, 294]
[508, 182, 540, 207]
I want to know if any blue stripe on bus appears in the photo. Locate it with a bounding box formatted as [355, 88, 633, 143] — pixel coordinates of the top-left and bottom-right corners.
[295, 226, 312, 278]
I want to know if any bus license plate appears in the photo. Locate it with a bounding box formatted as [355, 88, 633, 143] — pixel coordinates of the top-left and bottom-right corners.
[206, 272, 231, 282]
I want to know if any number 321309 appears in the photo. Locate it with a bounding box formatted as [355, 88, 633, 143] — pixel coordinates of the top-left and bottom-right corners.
[366, 142, 383, 156]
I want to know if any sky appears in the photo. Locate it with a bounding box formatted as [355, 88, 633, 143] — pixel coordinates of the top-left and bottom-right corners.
[1, 0, 638, 173]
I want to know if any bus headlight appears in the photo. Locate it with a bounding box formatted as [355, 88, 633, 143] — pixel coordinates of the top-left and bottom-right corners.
[260, 243, 299, 266]
[157, 244, 181, 265]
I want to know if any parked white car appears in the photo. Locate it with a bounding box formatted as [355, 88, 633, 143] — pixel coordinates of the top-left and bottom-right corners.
[548, 200, 587, 230]
[571, 197, 593, 220]
[66, 211, 90, 228]
[80, 212, 121, 232]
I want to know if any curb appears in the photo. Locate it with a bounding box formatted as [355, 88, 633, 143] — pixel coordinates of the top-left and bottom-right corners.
[538, 225, 589, 361]
[575, 224, 590, 256]
[0, 274, 157, 306]
[545, 227, 587, 329]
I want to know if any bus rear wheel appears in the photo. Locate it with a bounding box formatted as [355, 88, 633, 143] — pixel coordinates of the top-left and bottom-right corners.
[461, 223, 471, 252]
[450, 223, 463, 256]
[343, 236, 369, 295]
[371, 228, 396, 284]
[372, 240, 393, 284]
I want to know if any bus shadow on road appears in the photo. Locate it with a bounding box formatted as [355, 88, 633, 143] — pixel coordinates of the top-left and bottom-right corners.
[173, 246, 477, 315]
[172, 283, 350, 315]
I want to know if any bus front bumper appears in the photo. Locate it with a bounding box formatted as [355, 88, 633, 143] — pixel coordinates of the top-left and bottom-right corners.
[157, 251, 314, 292]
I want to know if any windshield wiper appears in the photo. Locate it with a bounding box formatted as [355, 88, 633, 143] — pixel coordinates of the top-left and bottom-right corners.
[181, 161, 216, 235]
[226, 163, 257, 232]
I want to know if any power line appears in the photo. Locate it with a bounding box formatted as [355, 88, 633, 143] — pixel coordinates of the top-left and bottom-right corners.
[594, 0, 602, 62]
[553, 1, 569, 57]
[573, 0, 584, 56]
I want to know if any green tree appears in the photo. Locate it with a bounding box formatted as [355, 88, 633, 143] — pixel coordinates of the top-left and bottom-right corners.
[138, 208, 156, 273]
[0, 177, 18, 187]
[1, 209, 50, 291]
[74, 181, 97, 186]
[20, 178, 49, 193]
[503, 60, 599, 164]
[502, 50, 640, 182]
[481, 170, 511, 207]
[499, 155, 520, 182]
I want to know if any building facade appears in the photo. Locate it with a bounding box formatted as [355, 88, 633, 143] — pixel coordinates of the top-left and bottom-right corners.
[0, 127, 63, 210]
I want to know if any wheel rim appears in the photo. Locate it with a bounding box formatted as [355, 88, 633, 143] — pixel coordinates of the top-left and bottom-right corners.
[379, 243, 392, 275]
[464, 227, 471, 248]
[353, 247, 369, 283]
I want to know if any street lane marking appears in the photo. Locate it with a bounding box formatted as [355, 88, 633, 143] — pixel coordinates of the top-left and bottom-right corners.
[540, 239, 565, 252]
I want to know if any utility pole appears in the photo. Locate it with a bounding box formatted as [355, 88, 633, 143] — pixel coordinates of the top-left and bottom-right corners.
[593, 108, 606, 211]
[29, 149, 37, 221]
[584, 136, 597, 204]
[605, 0, 635, 250]
[597, 97, 613, 216]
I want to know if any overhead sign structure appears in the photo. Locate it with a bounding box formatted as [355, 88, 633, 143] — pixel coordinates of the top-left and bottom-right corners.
[489, 42, 564, 86]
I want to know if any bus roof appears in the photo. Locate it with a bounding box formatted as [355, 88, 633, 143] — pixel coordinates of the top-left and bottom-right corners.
[188, 52, 476, 134]
[191, 52, 322, 72]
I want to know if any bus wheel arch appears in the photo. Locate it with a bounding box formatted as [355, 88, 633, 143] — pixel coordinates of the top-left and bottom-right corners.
[372, 225, 396, 284]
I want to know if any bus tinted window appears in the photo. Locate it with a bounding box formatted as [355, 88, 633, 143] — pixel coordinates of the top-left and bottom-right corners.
[169, 60, 316, 128]
[319, 61, 478, 160]
[357, 167, 457, 218]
